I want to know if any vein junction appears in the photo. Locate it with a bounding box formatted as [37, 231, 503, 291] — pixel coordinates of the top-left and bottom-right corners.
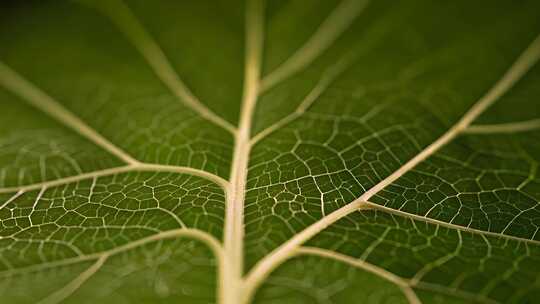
[0, 1, 540, 304]
[242, 32, 540, 302]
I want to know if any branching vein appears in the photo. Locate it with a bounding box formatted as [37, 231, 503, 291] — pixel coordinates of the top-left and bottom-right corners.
[37, 255, 107, 304]
[260, 0, 370, 92]
[296, 246, 421, 304]
[251, 53, 354, 145]
[243, 32, 540, 298]
[0, 228, 222, 278]
[464, 118, 540, 134]
[0, 163, 228, 195]
[358, 34, 540, 202]
[83, 0, 236, 134]
[0, 229, 223, 302]
[0, 62, 140, 165]
[365, 201, 540, 245]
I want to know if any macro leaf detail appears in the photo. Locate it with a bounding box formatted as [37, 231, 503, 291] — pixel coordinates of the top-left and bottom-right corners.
[1, 1, 540, 303]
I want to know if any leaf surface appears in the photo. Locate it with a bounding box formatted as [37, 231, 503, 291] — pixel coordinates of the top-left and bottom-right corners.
[1, 1, 540, 303]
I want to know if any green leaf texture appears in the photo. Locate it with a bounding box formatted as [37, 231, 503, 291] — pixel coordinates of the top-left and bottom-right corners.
[1, 1, 540, 303]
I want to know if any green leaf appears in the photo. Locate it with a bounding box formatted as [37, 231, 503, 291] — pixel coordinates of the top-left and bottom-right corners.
[1, 0, 540, 303]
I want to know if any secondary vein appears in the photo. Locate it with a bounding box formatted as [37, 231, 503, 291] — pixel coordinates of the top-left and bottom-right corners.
[259, 0, 370, 92]
[0, 163, 228, 195]
[84, 0, 236, 134]
[0, 62, 140, 166]
[243, 32, 540, 299]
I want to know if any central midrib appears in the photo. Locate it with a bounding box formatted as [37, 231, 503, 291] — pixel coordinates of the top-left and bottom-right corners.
[222, 1, 264, 303]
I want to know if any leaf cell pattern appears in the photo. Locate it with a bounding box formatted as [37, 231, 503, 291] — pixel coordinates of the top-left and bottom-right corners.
[0, 0, 540, 303]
